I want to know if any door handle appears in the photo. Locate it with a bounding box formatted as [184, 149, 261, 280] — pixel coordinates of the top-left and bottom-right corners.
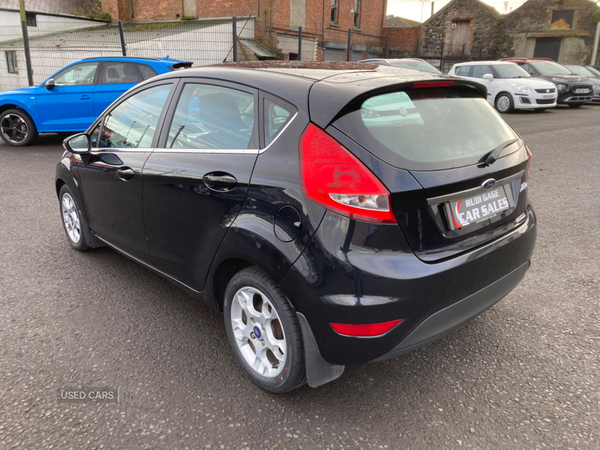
[117, 167, 135, 181]
[202, 172, 237, 192]
[79, 95, 91, 99]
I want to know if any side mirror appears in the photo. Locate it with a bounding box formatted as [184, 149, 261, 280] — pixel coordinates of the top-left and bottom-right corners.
[63, 133, 91, 154]
[482, 73, 494, 80]
[46, 78, 55, 90]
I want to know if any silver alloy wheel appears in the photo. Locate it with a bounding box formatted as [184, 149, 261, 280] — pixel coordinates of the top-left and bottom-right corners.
[0, 113, 28, 144]
[230, 286, 287, 377]
[497, 95, 511, 112]
[61, 193, 81, 244]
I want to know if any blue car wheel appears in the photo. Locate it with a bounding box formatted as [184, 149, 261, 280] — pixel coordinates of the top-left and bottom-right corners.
[0, 109, 38, 146]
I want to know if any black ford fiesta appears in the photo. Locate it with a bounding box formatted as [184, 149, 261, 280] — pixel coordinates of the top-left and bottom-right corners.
[56, 61, 536, 393]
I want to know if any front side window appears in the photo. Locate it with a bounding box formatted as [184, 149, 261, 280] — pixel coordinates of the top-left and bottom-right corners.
[455, 65, 470, 76]
[529, 61, 572, 75]
[167, 83, 255, 150]
[354, 0, 361, 28]
[5, 51, 17, 74]
[53, 62, 99, 87]
[493, 64, 531, 79]
[100, 84, 172, 148]
[331, 0, 339, 23]
[472, 65, 493, 78]
[100, 62, 144, 84]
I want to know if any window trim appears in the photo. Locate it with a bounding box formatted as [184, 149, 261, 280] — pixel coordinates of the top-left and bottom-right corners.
[155, 78, 260, 152]
[5, 51, 18, 74]
[91, 80, 178, 152]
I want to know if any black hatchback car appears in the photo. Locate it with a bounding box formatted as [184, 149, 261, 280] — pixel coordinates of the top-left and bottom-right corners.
[502, 58, 593, 107]
[56, 61, 536, 393]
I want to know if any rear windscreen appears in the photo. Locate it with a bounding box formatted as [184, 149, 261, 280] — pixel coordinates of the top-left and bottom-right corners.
[333, 86, 520, 171]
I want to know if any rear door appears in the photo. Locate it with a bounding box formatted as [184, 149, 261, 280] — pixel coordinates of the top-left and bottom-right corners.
[331, 84, 531, 262]
[93, 61, 145, 116]
[142, 79, 259, 290]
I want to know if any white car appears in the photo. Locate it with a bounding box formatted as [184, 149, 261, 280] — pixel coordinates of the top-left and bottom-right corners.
[448, 61, 558, 112]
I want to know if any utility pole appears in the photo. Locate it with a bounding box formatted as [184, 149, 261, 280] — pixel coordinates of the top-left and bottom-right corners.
[19, 0, 34, 86]
[431, 2, 435, 19]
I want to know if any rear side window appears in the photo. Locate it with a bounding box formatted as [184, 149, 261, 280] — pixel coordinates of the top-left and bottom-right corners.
[264, 99, 294, 147]
[138, 64, 158, 80]
[101, 62, 144, 84]
[166, 83, 255, 150]
[333, 86, 519, 171]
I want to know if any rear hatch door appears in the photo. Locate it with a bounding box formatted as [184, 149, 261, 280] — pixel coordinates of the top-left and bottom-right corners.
[330, 82, 531, 262]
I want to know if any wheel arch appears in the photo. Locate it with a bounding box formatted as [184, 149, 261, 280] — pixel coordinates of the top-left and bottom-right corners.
[210, 258, 255, 312]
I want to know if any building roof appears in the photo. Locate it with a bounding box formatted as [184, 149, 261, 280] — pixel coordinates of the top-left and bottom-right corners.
[0, 0, 99, 15]
[422, 0, 500, 26]
[385, 15, 422, 28]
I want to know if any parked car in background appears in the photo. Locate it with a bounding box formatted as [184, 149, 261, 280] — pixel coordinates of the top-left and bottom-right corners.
[359, 58, 442, 74]
[56, 61, 536, 393]
[501, 58, 592, 108]
[565, 65, 600, 103]
[0, 56, 191, 146]
[448, 61, 557, 112]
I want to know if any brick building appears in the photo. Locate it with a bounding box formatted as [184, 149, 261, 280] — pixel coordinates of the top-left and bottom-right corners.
[102, 0, 389, 61]
[417, 0, 600, 65]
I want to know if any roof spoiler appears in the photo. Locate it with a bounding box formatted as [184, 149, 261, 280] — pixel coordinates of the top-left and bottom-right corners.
[169, 62, 193, 71]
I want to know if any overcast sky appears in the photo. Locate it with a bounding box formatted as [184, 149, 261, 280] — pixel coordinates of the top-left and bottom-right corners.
[387, 0, 529, 22]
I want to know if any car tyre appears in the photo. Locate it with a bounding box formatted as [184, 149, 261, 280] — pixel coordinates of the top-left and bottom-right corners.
[495, 92, 514, 113]
[59, 185, 91, 252]
[568, 103, 583, 108]
[0, 108, 38, 146]
[224, 266, 305, 393]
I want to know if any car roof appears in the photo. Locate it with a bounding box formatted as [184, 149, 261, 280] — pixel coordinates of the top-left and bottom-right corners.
[82, 56, 186, 63]
[454, 61, 516, 66]
[145, 61, 486, 128]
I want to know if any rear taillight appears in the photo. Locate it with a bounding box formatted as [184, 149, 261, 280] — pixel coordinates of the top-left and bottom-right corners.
[526, 146, 532, 180]
[299, 123, 397, 224]
[330, 319, 403, 337]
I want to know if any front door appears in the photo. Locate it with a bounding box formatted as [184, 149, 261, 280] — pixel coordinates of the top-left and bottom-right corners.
[77, 82, 175, 261]
[142, 80, 259, 290]
[36, 61, 99, 132]
[534, 38, 562, 62]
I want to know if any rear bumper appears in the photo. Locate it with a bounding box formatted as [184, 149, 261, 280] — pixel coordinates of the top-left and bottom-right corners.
[374, 261, 529, 361]
[281, 206, 536, 366]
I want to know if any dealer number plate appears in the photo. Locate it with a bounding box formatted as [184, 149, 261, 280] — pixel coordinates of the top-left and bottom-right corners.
[445, 184, 513, 230]
[575, 88, 590, 94]
[542, 94, 554, 99]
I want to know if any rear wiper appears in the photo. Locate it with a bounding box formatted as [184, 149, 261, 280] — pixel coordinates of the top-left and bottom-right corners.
[480, 138, 520, 166]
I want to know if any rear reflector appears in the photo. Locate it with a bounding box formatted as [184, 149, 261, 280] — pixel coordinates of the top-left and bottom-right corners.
[330, 319, 403, 337]
[413, 81, 455, 88]
[299, 123, 397, 224]
[526, 146, 532, 180]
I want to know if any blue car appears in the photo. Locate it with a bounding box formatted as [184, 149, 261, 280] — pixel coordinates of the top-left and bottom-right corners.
[0, 56, 191, 146]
